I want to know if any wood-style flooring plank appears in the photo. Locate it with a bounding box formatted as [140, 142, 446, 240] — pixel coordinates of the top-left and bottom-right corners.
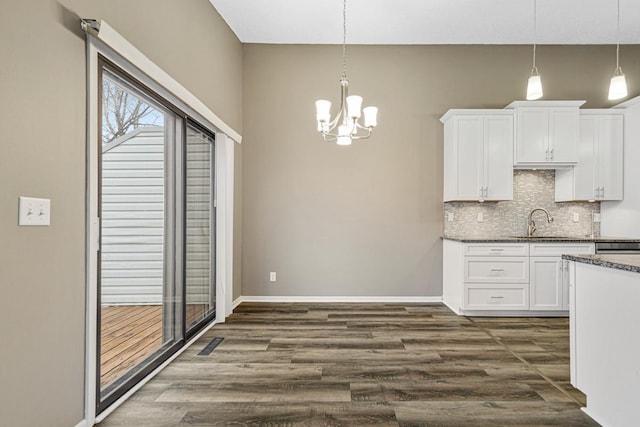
[99, 303, 598, 427]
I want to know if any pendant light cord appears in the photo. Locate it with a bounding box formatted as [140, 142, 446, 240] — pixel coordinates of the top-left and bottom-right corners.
[342, 0, 347, 79]
[532, 0, 537, 70]
[616, 0, 620, 70]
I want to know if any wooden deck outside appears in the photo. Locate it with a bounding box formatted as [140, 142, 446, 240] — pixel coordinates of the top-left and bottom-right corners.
[100, 304, 212, 388]
[100, 305, 163, 388]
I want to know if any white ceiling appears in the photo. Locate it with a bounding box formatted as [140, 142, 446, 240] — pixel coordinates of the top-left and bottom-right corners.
[209, 0, 640, 45]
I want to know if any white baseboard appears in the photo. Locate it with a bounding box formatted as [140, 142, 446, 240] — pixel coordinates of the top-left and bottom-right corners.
[232, 296, 243, 310]
[235, 296, 443, 304]
[74, 420, 89, 427]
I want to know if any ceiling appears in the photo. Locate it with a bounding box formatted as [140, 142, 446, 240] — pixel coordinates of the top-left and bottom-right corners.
[209, 0, 640, 45]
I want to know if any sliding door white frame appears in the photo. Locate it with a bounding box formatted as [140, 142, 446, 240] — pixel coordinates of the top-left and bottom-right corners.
[84, 21, 238, 426]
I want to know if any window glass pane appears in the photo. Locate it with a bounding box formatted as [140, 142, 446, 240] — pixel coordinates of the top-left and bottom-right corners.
[185, 124, 215, 330]
[99, 67, 178, 401]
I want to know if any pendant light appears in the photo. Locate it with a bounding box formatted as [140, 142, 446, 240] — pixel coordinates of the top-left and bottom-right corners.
[608, 0, 628, 100]
[315, 0, 378, 145]
[526, 0, 543, 100]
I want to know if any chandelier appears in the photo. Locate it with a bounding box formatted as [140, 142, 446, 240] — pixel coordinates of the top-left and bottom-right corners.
[315, 0, 378, 145]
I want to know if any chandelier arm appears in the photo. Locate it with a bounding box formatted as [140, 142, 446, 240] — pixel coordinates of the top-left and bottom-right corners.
[351, 128, 373, 140]
[354, 121, 372, 131]
[321, 133, 338, 142]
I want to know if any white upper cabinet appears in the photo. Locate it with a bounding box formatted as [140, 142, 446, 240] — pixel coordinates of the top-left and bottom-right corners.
[506, 101, 585, 167]
[556, 111, 624, 201]
[441, 110, 513, 202]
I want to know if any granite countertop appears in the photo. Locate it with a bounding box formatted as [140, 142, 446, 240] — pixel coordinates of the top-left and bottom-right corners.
[442, 236, 640, 243]
[562, 254, 640, 274]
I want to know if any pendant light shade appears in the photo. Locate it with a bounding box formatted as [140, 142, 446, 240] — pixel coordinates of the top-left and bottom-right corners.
[608, 0, 628, 101]
[609, 69, 628, 101]
[527, 69, 543, 100]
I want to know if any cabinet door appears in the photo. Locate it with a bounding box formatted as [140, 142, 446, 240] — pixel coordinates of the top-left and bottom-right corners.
[452, 116, 483, 200]
[597, 115, 623, 201]
[530, 256, 563, 311]
[574, 116, 598, 200]
[516, 108, 548, 163]
[484, 115, 513, 200]
[549, 107, 579, 163]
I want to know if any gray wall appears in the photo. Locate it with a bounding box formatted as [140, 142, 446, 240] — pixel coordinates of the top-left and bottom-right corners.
[0, 0, 242, 426]
[241, 44, 640, 298]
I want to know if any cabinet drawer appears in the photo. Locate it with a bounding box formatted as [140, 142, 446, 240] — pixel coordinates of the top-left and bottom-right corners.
[529, 243, 594, 256]
[464, 284, 529, 310]
[463, 243, 529, 256]
[464, 257, 529, 283]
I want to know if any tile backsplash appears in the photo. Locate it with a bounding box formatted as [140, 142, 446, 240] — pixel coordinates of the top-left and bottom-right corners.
[444, 170, 600, 238]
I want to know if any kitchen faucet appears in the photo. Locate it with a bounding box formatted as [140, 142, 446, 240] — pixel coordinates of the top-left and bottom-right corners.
[528, 208, 554, 237]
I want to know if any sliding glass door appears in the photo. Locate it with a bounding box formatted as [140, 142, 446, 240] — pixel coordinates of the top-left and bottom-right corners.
[185, 122, 216, 335]
[97, 59, 215, 412]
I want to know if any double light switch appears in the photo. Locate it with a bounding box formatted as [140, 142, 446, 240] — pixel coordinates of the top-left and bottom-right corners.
[18, 197, 51, 226]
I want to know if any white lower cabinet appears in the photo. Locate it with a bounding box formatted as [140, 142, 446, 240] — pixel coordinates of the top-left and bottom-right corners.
[529, 243, 594, 311]
[443, 239, 594, 315]
[530, 257, 563, 310]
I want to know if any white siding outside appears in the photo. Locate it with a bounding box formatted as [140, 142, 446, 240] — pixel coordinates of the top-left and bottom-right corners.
[101, 127, 165, 305]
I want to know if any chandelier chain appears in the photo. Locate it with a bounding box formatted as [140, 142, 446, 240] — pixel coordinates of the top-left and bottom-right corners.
[342, 0, 347, 79]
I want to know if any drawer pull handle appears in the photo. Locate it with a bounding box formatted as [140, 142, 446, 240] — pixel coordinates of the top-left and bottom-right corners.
[490, 296, 504, 299]
[489, 248, 504, 251]
[490, 268, 504, 272]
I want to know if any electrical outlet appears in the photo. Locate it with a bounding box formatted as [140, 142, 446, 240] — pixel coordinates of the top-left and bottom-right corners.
[269, 272, 277, 282]
[573, 213, 580, 222]
[593, 213, 601, 223]
[447, 212, 454, 222]
[477, 212, 483, 222]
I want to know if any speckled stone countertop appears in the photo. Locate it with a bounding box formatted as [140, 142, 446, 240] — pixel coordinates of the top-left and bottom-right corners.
[442, 236, 640, 243]
[562, 254, 640, 273]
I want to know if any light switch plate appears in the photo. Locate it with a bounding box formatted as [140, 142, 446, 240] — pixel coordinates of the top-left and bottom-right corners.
[447, 212, 454, 222]
[477, 212, 483, 222]
[573, 213, 580, 222]
[18, 197, 51, 226]
[593, 213, 601, 223]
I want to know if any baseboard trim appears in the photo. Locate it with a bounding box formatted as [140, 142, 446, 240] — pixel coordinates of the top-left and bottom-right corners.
[236, 296, 443, 304]
[232, 296, 243, 310]
[74, 420, 89, 427]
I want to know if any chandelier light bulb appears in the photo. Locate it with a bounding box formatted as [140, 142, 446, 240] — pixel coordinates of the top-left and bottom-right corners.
[337, 125, 352, 146]
[346, 95, 363, 119]
[363, 106, 378, 128]
[315, 100, 331, 122]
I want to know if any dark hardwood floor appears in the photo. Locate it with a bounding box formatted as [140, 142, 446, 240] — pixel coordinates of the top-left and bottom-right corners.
[98, 303, 599, 426]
